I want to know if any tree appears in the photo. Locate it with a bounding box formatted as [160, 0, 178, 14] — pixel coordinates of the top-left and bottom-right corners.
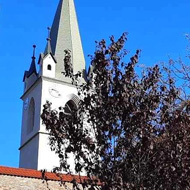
[41, 33, 190, 190]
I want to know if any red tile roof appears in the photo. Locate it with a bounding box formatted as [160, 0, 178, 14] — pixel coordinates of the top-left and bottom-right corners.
[0, 166, 88, 183]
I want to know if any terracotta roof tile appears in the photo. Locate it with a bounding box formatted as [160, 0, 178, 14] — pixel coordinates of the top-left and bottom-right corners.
[0, 166, 88, 183]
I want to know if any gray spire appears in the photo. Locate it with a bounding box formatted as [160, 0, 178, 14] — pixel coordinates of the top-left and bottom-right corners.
[50, 0, 86, 81]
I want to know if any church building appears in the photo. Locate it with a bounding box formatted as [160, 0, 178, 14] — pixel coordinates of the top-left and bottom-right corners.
[20, 0, 86, 171]
[0, 0, 87, 189]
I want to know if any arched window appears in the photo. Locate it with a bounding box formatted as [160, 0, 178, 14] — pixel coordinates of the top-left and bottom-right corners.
[64, 100, 77, 116]
[47, 64, 52, 71]
[27, 98, 35, 134]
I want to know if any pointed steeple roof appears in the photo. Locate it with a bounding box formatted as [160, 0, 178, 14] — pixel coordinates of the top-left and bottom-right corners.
[23, 45, 37, 81]
[50, 0, 86, 81]
[44, 27, 53, 55]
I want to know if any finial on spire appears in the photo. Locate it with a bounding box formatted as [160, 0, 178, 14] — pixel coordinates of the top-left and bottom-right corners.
[24, 44, 37, 81]
[47, 27, 51, 41]
[32, 45, 36, 60]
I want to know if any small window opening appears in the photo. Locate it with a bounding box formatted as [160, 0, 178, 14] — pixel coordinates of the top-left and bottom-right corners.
[47, 64, 52, 71]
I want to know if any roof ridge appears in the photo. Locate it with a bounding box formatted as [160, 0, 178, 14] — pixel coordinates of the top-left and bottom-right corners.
[0, 166, 88, 182]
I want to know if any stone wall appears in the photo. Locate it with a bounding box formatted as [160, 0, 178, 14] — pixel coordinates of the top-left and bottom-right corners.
[0, 175, 74, 190]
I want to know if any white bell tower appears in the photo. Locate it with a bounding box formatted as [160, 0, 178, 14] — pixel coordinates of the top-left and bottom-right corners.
[19, 0, 86, 171]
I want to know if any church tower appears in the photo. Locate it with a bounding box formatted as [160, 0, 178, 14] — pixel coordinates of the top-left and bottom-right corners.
[19, 0, 86, 171]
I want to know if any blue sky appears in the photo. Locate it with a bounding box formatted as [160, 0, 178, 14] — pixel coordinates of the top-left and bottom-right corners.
[0, 0, 190, 168]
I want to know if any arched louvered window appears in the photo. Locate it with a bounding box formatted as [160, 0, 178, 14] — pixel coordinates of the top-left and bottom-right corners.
[64, 100, 77, 116]
[27, 98, 35, 134]
[47, 64, 52, 71]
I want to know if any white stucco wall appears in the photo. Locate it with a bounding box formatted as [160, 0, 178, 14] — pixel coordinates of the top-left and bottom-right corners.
[41, 78, 77, 114]
[19, 80, 42, 170]
[37, 77, 78, 172]
[37, 133, 59, 171]
[20, 73, 80, 172]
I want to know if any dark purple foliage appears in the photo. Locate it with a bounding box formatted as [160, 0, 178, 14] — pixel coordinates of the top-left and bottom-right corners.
[41, 33, 190, 190]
